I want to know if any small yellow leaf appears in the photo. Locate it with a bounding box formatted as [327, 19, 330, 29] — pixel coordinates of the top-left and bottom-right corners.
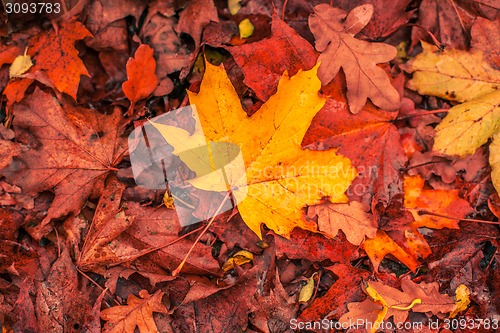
[433, 90, 500, 157]
[163, 191, 175, 209]
[490, 131, 500, 194]
[405, 41, 500, 102]
[9, 48, 33, 78]
[239, 19, 254, 39]
[450, 284, 471, 318]
[298, 273, 317, 303]
[228, 0, 241, 15]
[222, 250, 253, 271]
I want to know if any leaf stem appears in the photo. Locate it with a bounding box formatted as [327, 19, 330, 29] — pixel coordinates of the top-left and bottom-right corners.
[172, 191, 231, 276]
[416, 209, 500, 225]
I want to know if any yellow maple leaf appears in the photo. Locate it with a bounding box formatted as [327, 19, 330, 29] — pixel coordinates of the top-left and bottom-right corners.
[406, 42, 500, 194]
[433, 90, 500, 157]
[152, 61, 356, 239]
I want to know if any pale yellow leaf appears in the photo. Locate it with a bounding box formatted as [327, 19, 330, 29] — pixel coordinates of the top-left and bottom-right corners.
[298, 273, 317, 303]
[9, 48, 33, 78]
[406, 41, 500, 102]
[433, 90, 500, 156]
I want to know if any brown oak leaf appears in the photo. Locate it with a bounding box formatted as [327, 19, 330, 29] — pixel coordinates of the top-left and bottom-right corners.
[309, 4, 400, 113]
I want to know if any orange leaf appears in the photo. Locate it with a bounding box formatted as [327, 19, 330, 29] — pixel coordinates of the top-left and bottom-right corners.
[404, 175, 473, 229]
[362, 230, 420, 273]
[122, 44, 158, 115]
[2, 21, 91, 107]
[307, 201, 377, 245]
[100, 290, 168, 333]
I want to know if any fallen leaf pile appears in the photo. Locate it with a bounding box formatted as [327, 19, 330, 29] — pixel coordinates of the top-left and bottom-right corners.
[0, 1, 499, 332]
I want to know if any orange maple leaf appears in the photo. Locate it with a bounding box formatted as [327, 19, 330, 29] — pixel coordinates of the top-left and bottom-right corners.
[122, 44, 158, 116]
[3, 21, 91, 108]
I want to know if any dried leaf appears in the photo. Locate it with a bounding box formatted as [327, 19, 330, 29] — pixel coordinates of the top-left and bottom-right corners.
[298, 264, 369, 322]
[333, 0, 414, 39]
[1, 89, 127, 239]
[222, 250, 253, 271]
[309, 4, 400, 113]
[450, 284, 471, 318]
[307, 201, 377, 245]
[298, 273, 316, 303]
[100, 290, 168, 333]
[176, 0, 218, 48]
[362, 230, 420, 272]
[432, 91, 500, 157]
[304, 98, 407, 206]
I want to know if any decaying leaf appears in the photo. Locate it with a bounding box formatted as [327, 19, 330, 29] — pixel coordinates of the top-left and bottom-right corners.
[77, 175, 136, 271]
[309, 4, 400, 113]
[77, 175, 220, 276]
[122, 44, 158, 115]
[307, 201, 377, 245]
[339, 279, 456, 332]
[1, 89, 127, 239]
[100, 290, 168, 333]
[152, 61, 356, 239]
[176, 0, 218, 48]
